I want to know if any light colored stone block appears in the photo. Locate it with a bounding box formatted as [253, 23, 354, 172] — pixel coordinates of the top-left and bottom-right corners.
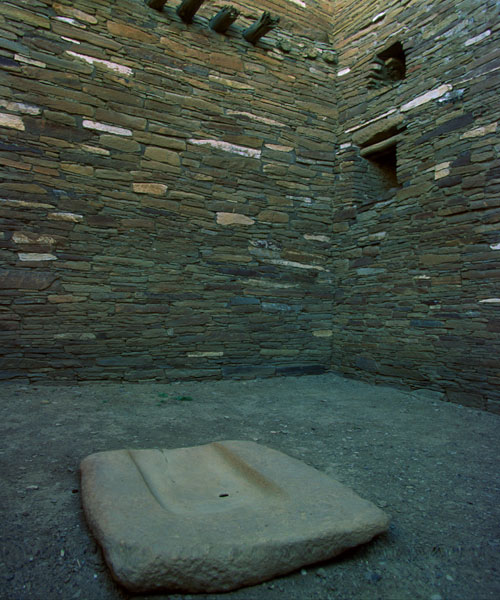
[133, 183, 168, 195]
[48, 212, 83, 222]
[53, 2, 98, 24]
[188, 138, 261, 158]
[82, 120, 132, 136]
[216, 212, 255, 226]
[81, 440, 389, 593]
[401, 84, 452, 112]
[66, 52, 133, 76]
[0, 113, 25, 130]
[18, 253, 57, 261]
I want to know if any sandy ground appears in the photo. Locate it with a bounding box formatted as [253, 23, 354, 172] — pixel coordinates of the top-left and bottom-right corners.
[1, 373, 499, 600]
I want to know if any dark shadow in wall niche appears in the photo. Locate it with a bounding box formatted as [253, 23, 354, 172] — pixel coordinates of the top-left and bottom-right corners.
[357, 127, 405, 203]
[365, 145, 399, 192]
[368, 41, 406, 88]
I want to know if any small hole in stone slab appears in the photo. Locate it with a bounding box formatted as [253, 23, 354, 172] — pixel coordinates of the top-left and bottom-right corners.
[219, 493, 229, 498]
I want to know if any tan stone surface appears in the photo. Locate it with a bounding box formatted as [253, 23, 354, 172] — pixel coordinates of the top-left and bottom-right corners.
[0, 113, 25, 131]
[216, 212, 255, 226]
[81, 440, 389, 593]
[144, 146, 181, 165]
[132, 183, 168, 195]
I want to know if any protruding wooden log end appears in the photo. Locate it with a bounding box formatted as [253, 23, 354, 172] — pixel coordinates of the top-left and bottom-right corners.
[243, 12, 280, 45]
[209, 5, 240, 34]
[176, 0, 206, 23]
[147, 0, 167, 11]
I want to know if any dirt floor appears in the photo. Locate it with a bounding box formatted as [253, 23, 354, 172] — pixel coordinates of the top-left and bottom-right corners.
[1, 373, 499, 600]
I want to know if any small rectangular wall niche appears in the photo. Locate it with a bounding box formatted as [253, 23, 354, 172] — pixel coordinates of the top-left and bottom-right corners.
[351, 115, 405, 203]
[368, 41, 406, 88]
[365, 143, 399, 191]
[378, 41, 405, 81]
[358, 131, 404, 202]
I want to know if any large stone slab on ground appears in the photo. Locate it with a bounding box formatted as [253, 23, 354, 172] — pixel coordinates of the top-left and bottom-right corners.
[80, 440, 389, 593]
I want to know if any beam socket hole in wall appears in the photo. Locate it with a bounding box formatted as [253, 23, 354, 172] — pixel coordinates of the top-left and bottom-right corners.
[368, 41, 405, 87]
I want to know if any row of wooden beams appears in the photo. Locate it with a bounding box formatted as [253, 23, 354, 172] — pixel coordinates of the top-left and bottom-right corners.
[146, 1, 280, 44]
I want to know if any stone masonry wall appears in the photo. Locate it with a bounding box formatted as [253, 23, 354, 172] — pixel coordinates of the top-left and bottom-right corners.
[331, 0, 500, 412]
[1, 0, 499, 412]
[0, 0, 338, 382]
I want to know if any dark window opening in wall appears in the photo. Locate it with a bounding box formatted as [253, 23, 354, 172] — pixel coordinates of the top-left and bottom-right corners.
[358, 130, 403, 203]
[368, 41, 406, 87]
[379, 41, 405, 80]
[367, 145, 399, 191]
